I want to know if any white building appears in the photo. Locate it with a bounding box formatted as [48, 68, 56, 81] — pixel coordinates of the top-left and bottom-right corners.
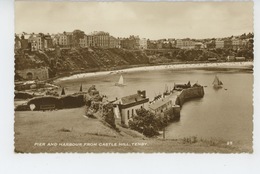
[58, 33, 68, 46]
[114, 90, 149, 126]
[139, 38, 147, 49]
[231, 38, 242, 50]
[28, 34, 43, 51]
[109, 36, 120, 48]
[194, 42, 206, 49]
[52, 33, 69, 47]
[215, 40, 224, 48]
[176, 39, 195, 49]
[79, 35, 88, 48]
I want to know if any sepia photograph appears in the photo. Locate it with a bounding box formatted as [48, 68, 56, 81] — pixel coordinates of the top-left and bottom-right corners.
[13, 1, 254, 153]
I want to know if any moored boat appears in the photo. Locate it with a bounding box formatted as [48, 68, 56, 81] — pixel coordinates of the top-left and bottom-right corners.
[213, 75, 223, 88]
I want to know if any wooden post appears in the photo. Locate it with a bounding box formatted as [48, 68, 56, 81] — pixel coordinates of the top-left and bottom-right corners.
[80, 84, 82, 92]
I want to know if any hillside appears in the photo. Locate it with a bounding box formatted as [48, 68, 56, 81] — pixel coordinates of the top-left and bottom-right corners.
[15, 48, 150, 76]
[15, 107, 251, 153]
[14, 47, 253, 78]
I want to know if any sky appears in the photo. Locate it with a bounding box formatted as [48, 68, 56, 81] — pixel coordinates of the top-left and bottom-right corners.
[15, 1, 253, 40]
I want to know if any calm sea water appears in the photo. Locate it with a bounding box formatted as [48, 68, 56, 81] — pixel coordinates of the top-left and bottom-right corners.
[56, 67, 253, 146]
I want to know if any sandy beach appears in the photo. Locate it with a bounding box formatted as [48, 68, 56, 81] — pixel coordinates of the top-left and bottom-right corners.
[56, 61, 253, 82]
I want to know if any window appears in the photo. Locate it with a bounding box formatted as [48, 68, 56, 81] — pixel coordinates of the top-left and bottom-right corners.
[132, 109, 134, 116]
[127, 110, 129, 119]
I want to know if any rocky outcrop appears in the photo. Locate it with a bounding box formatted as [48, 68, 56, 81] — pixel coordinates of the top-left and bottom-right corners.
[15, 94, 85, 111]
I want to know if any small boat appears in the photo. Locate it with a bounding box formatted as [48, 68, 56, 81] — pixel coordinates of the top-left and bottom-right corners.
[152, 93, 162, 102]
[115, 75, 126, 87]
[163, 84, 170, 96]
[213, 75, 223, 89]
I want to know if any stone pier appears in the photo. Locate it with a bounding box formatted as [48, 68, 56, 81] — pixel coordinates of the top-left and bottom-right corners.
[168, 86, 204, 121]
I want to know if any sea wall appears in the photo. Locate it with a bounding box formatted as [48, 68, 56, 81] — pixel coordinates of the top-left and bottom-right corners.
[175, 86, 204, 107]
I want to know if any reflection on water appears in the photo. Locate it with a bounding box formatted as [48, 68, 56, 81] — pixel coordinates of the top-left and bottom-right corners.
[56, 68, 253, 147]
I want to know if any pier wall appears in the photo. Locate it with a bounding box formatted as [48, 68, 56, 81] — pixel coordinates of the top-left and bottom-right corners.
[161, 86, 204, 123]
[163, 105, 181, 122]
[175, 86, 204, 107]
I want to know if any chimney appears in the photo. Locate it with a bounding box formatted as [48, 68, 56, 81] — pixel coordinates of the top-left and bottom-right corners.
[142, 90, 146, 98]
[137, 90, 146, 98]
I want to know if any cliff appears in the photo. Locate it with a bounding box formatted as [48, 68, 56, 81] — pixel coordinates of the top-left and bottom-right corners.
[15, 48, 149, 73]
[14, 47, 253, 79]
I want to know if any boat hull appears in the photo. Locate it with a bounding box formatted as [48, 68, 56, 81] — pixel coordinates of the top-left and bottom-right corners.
[115, 83, 126, 87]
[213, 85, 223, 89]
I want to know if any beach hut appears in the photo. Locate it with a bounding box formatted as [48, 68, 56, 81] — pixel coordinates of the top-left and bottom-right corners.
[208, 58, 218, 62]
[235, 57, 246, 61]
[226, 56, 235, 62]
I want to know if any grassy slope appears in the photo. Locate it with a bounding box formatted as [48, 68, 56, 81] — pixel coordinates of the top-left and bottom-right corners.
[14, 107, 251, 153]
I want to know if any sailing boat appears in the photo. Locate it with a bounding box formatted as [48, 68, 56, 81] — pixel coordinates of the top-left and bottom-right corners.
[163, 84, 170, 96]
[115, 75, 126, 87]
[212, 75, 223, 88]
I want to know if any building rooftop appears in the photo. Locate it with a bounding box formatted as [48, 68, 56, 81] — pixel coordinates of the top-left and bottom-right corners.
[65, 32, 73, 35]
[149, 97, 172, 111]
[23, 34, 31, 40]
[91, 31, 109, 35]
[121, 93, 147, 105]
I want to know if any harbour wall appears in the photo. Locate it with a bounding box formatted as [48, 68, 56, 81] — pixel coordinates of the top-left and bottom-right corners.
[175, 86, 205, 107]
[165, 86, 204, 122]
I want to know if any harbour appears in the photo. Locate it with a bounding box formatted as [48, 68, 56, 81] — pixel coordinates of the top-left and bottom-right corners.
[51, 65, 253, 148]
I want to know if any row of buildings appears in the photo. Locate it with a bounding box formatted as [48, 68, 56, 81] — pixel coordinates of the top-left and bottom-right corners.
[215, 38, 250, 49]
[15, 30, 148, 51]
[15, 30, 253, 52]
[15, 30, 120, 51]
[174, 37, 252, 50]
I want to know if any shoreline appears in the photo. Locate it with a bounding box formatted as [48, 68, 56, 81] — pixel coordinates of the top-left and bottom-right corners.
[55, 61, 253, 82]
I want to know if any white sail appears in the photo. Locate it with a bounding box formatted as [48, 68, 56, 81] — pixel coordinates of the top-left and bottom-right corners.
[118, 75, 124, 85]
[115, 75, 126, 86]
